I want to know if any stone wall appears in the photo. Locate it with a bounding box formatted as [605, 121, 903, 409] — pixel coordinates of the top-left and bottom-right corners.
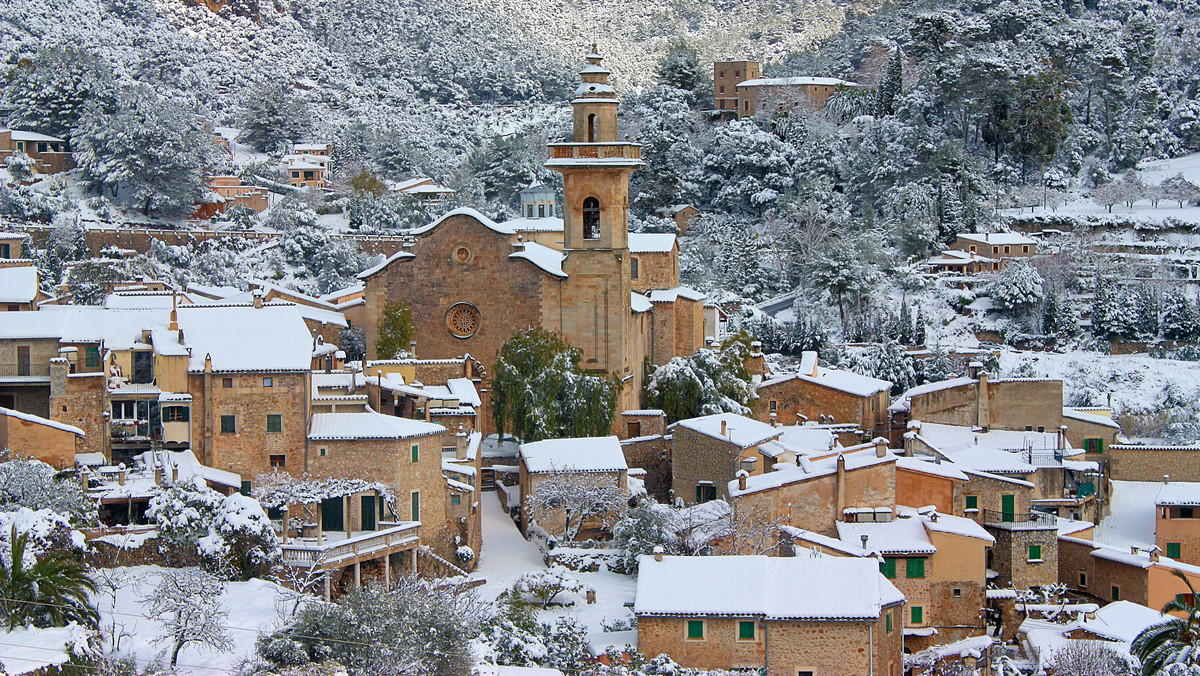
[753, 375, 885, 435]
[630, 250, 677, 293]
[1105, 445, 1200, 481]
[1058, 536, 1149, 605]
[621, 434, 670, 502]
[189, 371, 308, 478]
[49, 373, 107, 456]
[733, 459, 895, 537]
[986, 525, 1058, 590]
[671, 427, 744, 505]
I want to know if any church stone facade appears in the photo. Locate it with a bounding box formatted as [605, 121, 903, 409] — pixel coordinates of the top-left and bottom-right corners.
[360, 49, 704, 416]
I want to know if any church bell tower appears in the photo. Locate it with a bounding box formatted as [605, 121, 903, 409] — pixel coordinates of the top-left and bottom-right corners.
[545, 46, 643, 386]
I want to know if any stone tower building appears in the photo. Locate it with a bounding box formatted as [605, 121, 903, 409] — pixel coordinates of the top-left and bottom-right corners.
[546, 45, 644, 388]
[359, 48, 705, 426]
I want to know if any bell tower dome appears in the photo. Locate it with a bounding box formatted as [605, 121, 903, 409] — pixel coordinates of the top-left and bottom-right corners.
[544, 47, 643, 400]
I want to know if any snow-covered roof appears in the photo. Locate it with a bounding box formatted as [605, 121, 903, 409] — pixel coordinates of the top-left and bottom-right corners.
[141, 449, 241, 489]
[207, 294, 348, 328]
[631, 292, 652, 313]
[942, 446, 1037, 475]
[1063, 408, 1122, 429]
[647, 286, 706, 303]
[889, 377, 976, 413]
[1157, 481, 1200, 506]
[729, 446, 896, 497]
[503, 217, 564, 232]
[924, 250, 996, 267]
[916, 422, 1067, 454]
[318, 284, 364, 302]
[628, 232, 676, 253]
[0, 266, 37, 303]
[635, 554, 903, 620]
[177, 305, 313, 372]
[959, 232, 1037, 246]
[446, 378, 481, 407]
[409, 207, 516, 237]
[836, 508, 994, 556]
[673, 413, 781, 449]
[519, 436, 628, 474]
[308, 410, 444, 441]
[737, 76, 859, 88]
[782, 526, 869, 557]
[1077, 600, 1173, 643]
[895, 456, 969, 481]
[104, 292, 193, 310]
[0, 407, 84, 437]
[185, 282, 242, 299]
[762, 365, 891, 398]
[357, 250, 416, 279]
[3, 128, 66, 143]
[509, 242, 565, 277]
[1095, 480, 1159, 551]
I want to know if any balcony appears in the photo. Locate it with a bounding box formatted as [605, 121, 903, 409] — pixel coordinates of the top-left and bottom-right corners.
[0, 363, 50, 381]
[546, 143, 643, 164]
[279, 521, 421, 569]
[983, 509, 1057, 529]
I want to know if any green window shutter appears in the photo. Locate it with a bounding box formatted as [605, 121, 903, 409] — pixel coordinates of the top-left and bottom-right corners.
[451, 495, 460, 505]
[965, 495, 978, 510]
[411, 491, 420, 521]
[411, 444, 419, 463]
[687, 620, 704, 639]
[906, 558, 926, 579]
[1028, 545, 1042, 561]
[266, 414, 281, 432]
[1112, 586, 1120, 601]
[911, 606, 923, 624]
[886, 613, 892, 633]
[239, 481, 251, 496]
[738, 621, 755, 640]
[84, 346, 100, 368]
[1168, 542, 1182, 559]
[220, 415, 236, 433]
[880, 558, 897, 579]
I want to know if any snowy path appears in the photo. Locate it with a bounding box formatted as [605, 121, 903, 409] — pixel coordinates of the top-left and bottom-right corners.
[472, 491, 638, 653]
[473, 491, 546, 602]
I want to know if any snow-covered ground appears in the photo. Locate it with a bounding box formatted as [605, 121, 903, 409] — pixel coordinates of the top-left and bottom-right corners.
[472, 493, 638, 653]
[0, 624, 94, 675]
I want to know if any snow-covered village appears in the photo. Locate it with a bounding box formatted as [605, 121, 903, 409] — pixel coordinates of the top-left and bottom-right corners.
[4, 0, 1200, 675]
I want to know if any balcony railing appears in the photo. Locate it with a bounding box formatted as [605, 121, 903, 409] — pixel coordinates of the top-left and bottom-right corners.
[280, 522, 420, 568]
[983, 509, 1057, 528]
[0, 363, 50, 378]
[547, 143, 642, 161]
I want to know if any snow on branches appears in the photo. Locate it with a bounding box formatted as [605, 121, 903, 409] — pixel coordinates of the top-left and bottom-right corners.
[251, 471, 395, 510]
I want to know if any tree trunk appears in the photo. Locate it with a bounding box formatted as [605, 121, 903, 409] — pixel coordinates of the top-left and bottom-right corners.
[171, 638, 184, 667]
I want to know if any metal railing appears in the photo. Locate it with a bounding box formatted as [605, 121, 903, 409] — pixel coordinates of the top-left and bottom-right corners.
[983, 509, 1057, 527]
[0, 363, 50, 378]
[280, 523, 420, 567]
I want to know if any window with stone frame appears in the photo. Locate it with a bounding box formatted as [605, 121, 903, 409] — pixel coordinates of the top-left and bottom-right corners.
[270, 455, 286, 468]
[266, 414, 282, 433]
[686, 619, 705, 640]
[220, 415, 236, 434]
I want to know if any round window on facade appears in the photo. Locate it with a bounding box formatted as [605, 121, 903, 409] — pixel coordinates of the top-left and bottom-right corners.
[451, 244, 473, 265]
[446, 303, 481, 339]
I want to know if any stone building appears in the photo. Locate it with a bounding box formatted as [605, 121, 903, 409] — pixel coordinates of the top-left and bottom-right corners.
[517, 435, 628, 539]
[1104, 444, 1200, 481]
[358, 50, 706, 419]
[713, 60, 761, 120]
[670, 413, 782, 505]
[635, 554, 905, 675]
[887, 371, 1121, 452]
[753, 351, 891, 437]
[0, 128, 74, 175]
[0, 406, 84, 468]
[1058, 534, 1200, 610]
[1156, 481, 1200, 566]
[951, 233, 1037, 259]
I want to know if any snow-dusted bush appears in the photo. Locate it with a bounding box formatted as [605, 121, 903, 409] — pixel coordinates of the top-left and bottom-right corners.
[149, 476, 279, 578]
[0, 458, 96, 526]
[144, 568, 232, 667]
[850, 341, 914, 396]
[508, 566, 585, 608]
[525, 473, 628, 542]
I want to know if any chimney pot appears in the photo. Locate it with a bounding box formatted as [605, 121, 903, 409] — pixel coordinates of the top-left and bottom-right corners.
[653, 545, 664, 562]
[875, 439, 887, 458]
[720, 419, 728, 436]
[736, 469, 749, 491]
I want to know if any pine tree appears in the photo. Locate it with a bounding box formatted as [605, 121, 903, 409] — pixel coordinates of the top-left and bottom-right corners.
[376, 301, 414, 360]
[876, 47, 903, 116]
[656, 39, 705, 92]
[237, 81, 314, 154]
[1134, 284, 1160, 339]
[1162, 289, 1200, 341]
[987, 261, 1044, 311]
[1, 45, 113, 142]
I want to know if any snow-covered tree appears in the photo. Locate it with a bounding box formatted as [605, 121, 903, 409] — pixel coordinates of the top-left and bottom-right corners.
[806, 237, 883, 329]
[75, 83, 216, 217]
[1093, 182, 1124, 213]
[644, 338, 757, 423]
[4, 153, 36, 183]
[0, 458, 95, 525]
[0, 524, 98, 631]
[656, 40, 705, 93]
[1046, 642, 1136, 676]
[609, 497, 681, 572]
[1, 45, 113, 142]
[255, 578, 485, 676]
[850, 342, 911, 396]
[525, 472, 628, 541]
[338, 327, 367, 362]
[1162, 290, 1200, 341]
[238, 81, 314, 154]
[986, 261, 1044, 312]
[1162, 173, 1200, 208]
[491, 327, 619, 442]
[143, 568, 232, 668]
[375, 301, 414, 361]
[876, 47, 903, 116]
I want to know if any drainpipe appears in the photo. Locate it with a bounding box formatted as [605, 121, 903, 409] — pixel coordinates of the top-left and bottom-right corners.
[869, 616, 875, 676]
[758, 619, 769, 673]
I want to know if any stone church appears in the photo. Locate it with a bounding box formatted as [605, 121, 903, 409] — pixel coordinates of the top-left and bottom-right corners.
[360, 48, 705, 414]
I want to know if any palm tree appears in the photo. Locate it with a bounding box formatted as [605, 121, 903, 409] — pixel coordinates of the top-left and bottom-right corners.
[1132, 570, 1200, 675]
[0, 525, 98, 630]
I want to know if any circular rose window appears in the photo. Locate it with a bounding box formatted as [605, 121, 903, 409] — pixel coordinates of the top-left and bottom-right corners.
[446, 303, 481, 338]
[452, 244, 472, 265]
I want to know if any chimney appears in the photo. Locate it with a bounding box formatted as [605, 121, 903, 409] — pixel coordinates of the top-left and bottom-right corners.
[456, 424, 468, 460]
[252, 288, 263, 308]
[1165, 474, 1171, 484]
[409, 340, 418, 358]
[860, 534, 868, 551]
[118, 465, 126, 486]
[1132, 545, 1140, 555]
[720, 419, 728, 436]
[1058, 425, 1068, 451]
[1151, 549, 1160, 562]
[169, 291, 178, 331]
[875, 438, 887, 458]
[835, 454, 847, 514]
[653, 545, 664, 562]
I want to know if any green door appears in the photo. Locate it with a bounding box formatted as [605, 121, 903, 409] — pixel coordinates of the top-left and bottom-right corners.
[361, 495, 377, 531]
[321, 497, 344, 532]
[1002, 494, 1016, 523]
